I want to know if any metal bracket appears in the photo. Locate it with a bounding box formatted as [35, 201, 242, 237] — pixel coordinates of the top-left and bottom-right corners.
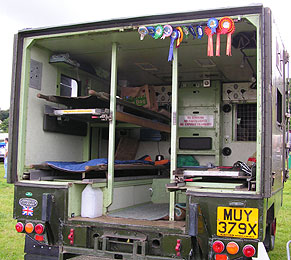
[42, 193, 54, 222]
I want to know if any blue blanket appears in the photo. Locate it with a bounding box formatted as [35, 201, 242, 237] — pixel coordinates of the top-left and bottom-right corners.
[46, 157, 153, 173]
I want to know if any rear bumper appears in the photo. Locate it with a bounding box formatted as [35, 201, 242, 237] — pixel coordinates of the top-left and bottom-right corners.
[61, 245, 185, 260]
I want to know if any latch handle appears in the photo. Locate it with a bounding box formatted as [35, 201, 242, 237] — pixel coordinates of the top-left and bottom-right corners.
[68, 229, 74, 245]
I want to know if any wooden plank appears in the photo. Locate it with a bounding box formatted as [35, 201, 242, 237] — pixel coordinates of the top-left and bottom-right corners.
[30, 163, 51, 170]
[115, 137, 139, 160]
[89, 90, 170, 122]
[70, 215, 185, 231]
[116, 111, 170, 133]
[85, 164, 167, 172]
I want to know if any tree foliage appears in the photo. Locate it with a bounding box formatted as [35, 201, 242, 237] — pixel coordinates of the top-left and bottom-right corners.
[0, 109, 9, 121]
[0, 110, 9, 133]
[0, 118, 9, 133]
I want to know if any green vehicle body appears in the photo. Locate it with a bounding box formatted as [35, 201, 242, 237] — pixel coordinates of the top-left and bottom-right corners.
[9, 4, 289, 260]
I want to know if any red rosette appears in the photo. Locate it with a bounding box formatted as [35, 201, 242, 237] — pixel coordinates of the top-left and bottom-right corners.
[205, 26, 214, 57]
[219, 17, 234, 34]
[219, 17, 235, 56]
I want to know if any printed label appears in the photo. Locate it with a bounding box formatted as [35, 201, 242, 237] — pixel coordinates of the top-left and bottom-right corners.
[19, 198, 38, 208]
[179, 115, 214, 128]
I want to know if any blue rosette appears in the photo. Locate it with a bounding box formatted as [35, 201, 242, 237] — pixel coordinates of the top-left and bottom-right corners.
[207, 18, 218, 34]
[147, 26, 156, 38]
[188, 25, 196, 39]
[196, 25, 204, 39]
[168, 29, 179, 62]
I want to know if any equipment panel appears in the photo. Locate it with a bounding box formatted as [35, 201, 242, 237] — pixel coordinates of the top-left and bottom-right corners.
[222, 82, 256, 101]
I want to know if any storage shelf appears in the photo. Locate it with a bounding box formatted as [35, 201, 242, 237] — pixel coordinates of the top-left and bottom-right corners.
[38, 91, 171, 133]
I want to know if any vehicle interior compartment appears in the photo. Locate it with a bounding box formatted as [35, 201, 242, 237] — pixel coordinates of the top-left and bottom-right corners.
[21, 14, 259, 221]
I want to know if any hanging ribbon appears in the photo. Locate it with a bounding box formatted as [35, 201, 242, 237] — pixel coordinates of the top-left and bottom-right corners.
[147, 26, 156, 38]
[188, 25, 196, 39]
[219, 17, 235, 56]
[196, 25, 204, 39]
[168, 29, 178, 62]
[138, 26, 148, 40]
[226, 25, 235, 56]
[154, 25, 164, 39]
[215, 26, 222, 56]
[182, 26, 190, 39]
[176, 27, 184, 47]
[205, 27, 214, 57]
[161, 24, 173, 40]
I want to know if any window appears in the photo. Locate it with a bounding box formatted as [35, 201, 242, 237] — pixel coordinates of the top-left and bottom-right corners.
[277, 89, 282, 124]
[236, 104, 257, 141]
[60, 75, 78, 97]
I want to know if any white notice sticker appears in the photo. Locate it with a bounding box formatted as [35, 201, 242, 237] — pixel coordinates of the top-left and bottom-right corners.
[179, 115, 214, 128]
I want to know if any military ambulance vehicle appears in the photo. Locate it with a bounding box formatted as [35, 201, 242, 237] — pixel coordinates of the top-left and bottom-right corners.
[8, 4, 289, 260]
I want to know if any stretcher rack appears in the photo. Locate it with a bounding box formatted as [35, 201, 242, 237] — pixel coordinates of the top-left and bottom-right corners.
[167, 167, 255, 191]
[29, 161, 170, 182]
[30, 162, 168, 173]
[37, 90, 171, 133]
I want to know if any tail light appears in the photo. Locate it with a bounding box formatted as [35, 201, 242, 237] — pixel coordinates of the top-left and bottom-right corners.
[15, 222, 24, 233]
[35, 224, 45, 234]
[243, 244, 256, 257]
[212, 241, 225, 253]
[25, 223, 34, 233]
[226, 242, 239, 254]
[215, 255, 228, 260]
[35, 235, 44, 242]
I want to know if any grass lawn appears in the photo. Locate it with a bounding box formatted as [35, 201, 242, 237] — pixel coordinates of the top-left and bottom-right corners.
[268, 178, 291, 259]
[0, 164, 290, 259]
[0, 163, 25, 260]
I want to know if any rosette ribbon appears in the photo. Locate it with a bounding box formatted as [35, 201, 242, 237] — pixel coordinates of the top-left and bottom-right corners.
[176, 27, 184, 47]
[188, 26, 196, 39]
[196, 26, 204, 39]
[168, 29, 179, 62]
[161, 25, 173, 40]
[205, 27, 214, 57]
[182, 26, 190, 39]
[138, 26, 148, 40]
[207, 18, 218, 34]
[219, 17, 235, 56]
[154, 25, 164, 39]
[147, 26, 156, 38]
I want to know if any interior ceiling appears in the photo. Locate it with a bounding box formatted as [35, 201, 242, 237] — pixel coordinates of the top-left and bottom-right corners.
[36, 18, 257, 86]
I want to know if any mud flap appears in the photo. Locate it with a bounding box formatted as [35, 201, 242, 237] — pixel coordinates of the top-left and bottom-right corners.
[188, 203, 207, 260]
[24, 235, 59, 259]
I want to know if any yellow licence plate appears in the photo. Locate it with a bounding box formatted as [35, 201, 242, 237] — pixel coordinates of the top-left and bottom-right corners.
[217, 207, 259, 239]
